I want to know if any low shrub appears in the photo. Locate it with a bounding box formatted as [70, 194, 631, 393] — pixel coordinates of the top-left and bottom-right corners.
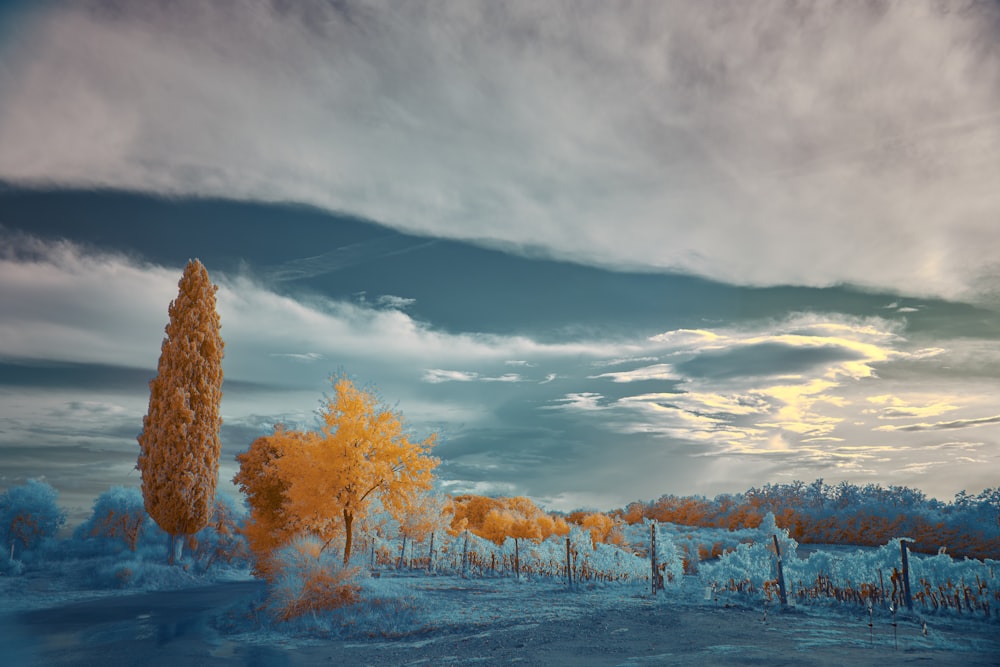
[268, 536, 361, 621]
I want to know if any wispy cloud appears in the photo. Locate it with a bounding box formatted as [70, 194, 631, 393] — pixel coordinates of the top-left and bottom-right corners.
[422, 369, 524, 384]
[875, 414, 1000, 432]
[263, 239, 436, 283]
[865, 394, 959, 420]
[268, 352, 325, 363]
[422, 369, 480, 384]
[375, 295, 416, 310]
[593, 364, 679, 383]
[1, 1, 998, 300]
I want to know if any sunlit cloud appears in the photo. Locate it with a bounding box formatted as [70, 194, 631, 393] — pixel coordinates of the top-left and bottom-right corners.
[865, 394, 959, 420]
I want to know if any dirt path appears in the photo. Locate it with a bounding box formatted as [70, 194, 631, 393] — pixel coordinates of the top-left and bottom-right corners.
[318, 601, 1000, 667]
[6, 578, 998, 666]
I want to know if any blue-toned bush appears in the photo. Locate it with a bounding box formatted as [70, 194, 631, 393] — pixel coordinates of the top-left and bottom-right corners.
[74, 486, 161, 554]
[0, 480, 66, 560]
[188, 494, 251, 572]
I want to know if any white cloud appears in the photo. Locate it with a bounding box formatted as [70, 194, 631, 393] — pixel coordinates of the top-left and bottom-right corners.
[1, 1, 999, 300]
[422, 370, 524, 384]
[482, 374, 523, 383]
[0, 232, 632, 387]
[423, 369, 480, 384]
[375, 295, 416, 310]
[593, 364, 679, 383]
[545, 393, 605, 413]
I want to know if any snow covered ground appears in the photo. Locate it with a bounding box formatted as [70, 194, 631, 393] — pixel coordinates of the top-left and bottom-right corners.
[3, 566, 997, 666]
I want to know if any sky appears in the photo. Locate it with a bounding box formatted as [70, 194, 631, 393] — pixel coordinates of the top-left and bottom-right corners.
[1, 0, 999, 522]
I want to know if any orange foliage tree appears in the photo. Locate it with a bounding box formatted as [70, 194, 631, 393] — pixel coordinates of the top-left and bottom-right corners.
[137, 259, 224, 564]
[235, 377, 438, 569]
[450, 495, 569, 545]
[233, 426, 307, 576]
[580, 512, 624, 548]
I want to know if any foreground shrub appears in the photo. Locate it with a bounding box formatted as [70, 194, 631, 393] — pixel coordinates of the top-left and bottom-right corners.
[268, 536, 361, 621]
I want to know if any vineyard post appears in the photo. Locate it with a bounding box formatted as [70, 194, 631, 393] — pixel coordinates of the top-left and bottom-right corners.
[900, 539, 914, 611]
[515, 538, 521, 578]
[428, 531, 435, 572]
[565, 536, 572, 588]
[772, 534, 788, 607]
[651, 522, 658, 596]
[462, 530, 469, 578]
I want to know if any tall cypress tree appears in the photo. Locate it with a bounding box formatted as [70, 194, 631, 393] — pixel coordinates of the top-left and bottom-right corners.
[137, 259, 224, 564]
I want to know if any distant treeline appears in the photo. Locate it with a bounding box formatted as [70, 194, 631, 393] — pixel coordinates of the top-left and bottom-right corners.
[596, 480, 1000, 560]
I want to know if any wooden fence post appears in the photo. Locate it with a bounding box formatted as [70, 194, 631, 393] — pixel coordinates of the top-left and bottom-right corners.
[565, 536, 572, 587]
[462, 530, 469, 578]
[515, 538, 520, 578]
[900, 539, 913, 611]
[428, 532, 435, 572]
[772, 534, 788, 607]
[651, 523, 658, 596]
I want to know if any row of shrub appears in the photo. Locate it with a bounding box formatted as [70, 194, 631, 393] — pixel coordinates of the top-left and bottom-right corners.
[5, 480, 997, 628]
[699, 520, 1000, 621]
[1, 481, 249, 586]
[609, 480, 1000, 560]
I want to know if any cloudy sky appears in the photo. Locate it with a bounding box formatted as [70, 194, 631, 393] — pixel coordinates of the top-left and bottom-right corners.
[2, 0, 999, 521]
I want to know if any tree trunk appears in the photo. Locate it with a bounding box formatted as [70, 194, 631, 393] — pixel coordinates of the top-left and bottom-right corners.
[343, 509, 354, 565]
[398, 535, 407, 569]
[168, 533, 183, 565]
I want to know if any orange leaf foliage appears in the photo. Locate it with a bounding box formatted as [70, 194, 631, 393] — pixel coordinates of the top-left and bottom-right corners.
[235, 377, 438, 571]
[450, 495, 569, 545]
[137, 259, 224, 549]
